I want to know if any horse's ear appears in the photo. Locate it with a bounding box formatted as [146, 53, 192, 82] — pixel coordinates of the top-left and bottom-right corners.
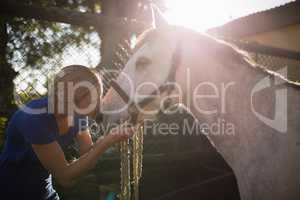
[151, 4, 168, 29]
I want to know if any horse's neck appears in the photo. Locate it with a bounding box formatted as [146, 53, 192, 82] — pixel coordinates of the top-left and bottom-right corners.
[177, 51, 271, 166]
[179, 48, 300, 164]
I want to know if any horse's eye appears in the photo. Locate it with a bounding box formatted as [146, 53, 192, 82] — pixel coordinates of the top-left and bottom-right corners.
[135, 56, 151, 71]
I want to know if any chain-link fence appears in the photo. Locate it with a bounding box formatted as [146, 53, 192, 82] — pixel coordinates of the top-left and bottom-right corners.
[9, 26, 300, 154]
[12, 34, 300, 108]
[12, 22, 101, 106]
[6, 26, 300, 152]
[231, 39, 300, 81]
[11, 28, 135, 107]
[253, 53, 300, 81]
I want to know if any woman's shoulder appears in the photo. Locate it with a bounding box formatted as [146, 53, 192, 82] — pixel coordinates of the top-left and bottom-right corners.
[25, 97, 49, 109]
[9, 97, 50, 125]
[10, 97, 59, 144]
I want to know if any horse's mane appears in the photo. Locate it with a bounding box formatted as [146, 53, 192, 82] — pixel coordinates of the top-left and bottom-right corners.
[133, 28, 158, 52]
[134, 26, 300, 87]
[210, 35, 300, 87]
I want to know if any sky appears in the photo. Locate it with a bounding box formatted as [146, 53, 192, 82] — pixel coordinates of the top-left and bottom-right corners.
[164, 0, 294, 31]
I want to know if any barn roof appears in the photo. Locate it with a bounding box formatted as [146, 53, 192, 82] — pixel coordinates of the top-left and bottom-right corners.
[207, 1, 300, 38]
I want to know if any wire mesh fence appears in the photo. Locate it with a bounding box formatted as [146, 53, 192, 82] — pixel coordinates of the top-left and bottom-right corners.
[3, 21, 300, 153]
[231, 39, 300, 81]
[10, 21, 101, 106]
[12, 32, 300, 109]
[11, 27, 131, 106]
[253, 53, 300, 81]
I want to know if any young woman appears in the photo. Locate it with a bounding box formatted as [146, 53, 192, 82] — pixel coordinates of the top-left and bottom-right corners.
[0, 65, 134, 200]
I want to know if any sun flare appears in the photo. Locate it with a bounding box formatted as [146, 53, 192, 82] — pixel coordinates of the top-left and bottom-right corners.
[164, 0, 232, 32]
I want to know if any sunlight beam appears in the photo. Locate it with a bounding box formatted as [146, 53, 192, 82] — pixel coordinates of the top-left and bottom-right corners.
[164, 0, 231, 32]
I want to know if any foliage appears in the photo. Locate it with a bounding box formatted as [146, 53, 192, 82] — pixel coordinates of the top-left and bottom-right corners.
[0, 117, 7, 151]
[14, 0, 101, 13]
[7, 4, 99, 70]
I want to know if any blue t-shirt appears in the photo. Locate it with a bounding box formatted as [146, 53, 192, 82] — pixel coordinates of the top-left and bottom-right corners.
[0, 97, 88, 200]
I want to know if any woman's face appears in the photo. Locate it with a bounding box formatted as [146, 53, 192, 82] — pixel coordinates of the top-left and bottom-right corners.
[75, 94, 101, 119]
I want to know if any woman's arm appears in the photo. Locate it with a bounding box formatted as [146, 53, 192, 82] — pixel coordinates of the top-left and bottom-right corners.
[76, 130, 93, 156]
[32, 126, 134, 187]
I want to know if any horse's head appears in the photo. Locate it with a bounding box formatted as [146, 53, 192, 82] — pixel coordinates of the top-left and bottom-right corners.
[101, 6, 183, 127]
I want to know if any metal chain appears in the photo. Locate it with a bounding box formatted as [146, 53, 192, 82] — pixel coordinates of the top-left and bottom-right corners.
[132, 125, 144, 200]
[119, 125, 144, 200]
[120, 138, 131, 200]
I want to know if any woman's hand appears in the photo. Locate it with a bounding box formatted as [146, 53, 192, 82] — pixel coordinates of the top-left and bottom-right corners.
[102, 123, 136, 146]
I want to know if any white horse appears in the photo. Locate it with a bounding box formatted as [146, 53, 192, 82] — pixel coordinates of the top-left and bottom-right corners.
[101, 8, 300, 200]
